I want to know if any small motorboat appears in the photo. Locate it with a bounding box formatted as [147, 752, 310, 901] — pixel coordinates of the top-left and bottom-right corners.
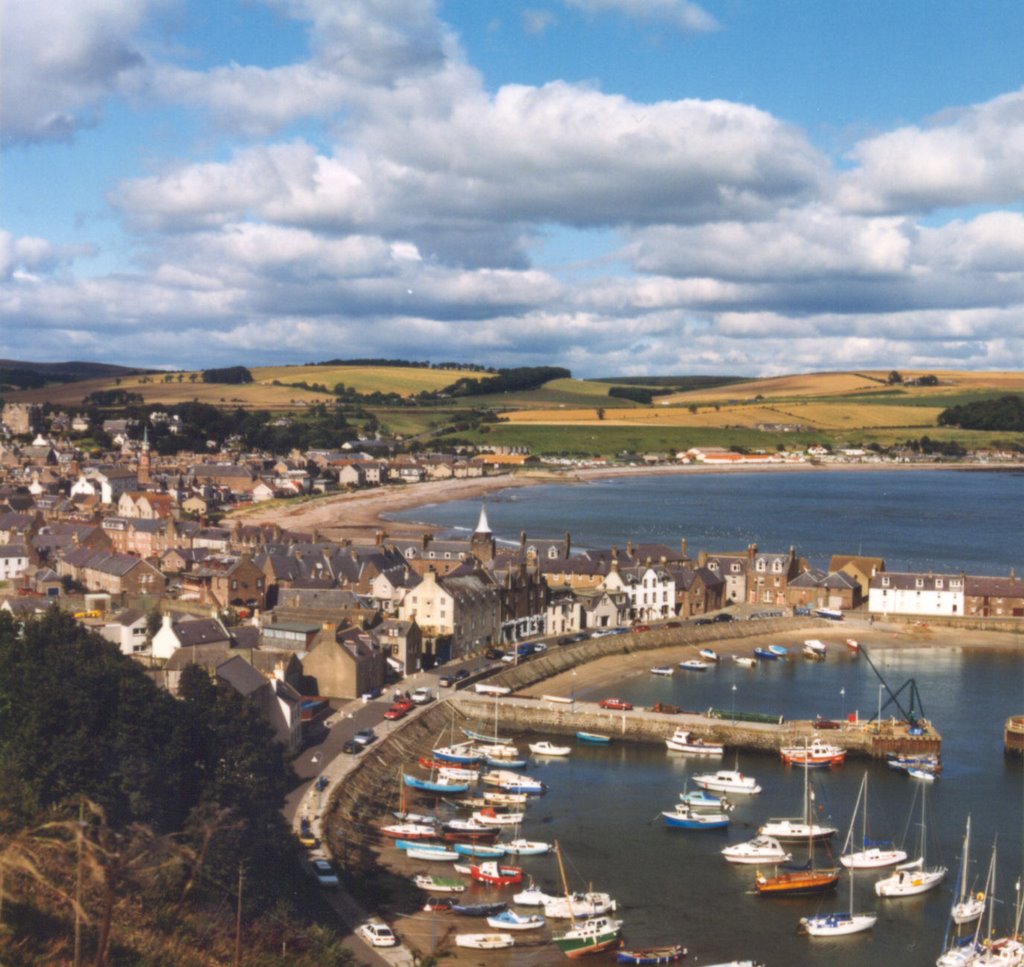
[472, 808, 525, 826]
[662, 804, 730, 830]
[379, 822, 436, 839]
[803, 639, 827, 660]
[513, 879, 555, 906]
[650, 666, 675, 676]
[752, 647, 778, 661]
[908, 767, 937, 782]
[693, 770, 762, 795]
[768, 644, 788, 657]
[452, 901, 508, 917]
[779, 738, 847, 768]
[486, 908, 545, 931]
[543, 891, 617, 919]
[432, 743, 484, 765]
[845, 638, 860, 652]
[721, 835, 791, 865]
[454, 932, 514, 949]
[576, 731, 612, 745]
[616, 944, 686, 965]
[699, 648, 720, 663]
[665, 728, 724, 756]
[678, 659, 709, 671]
[452, 842, 506, 858]
[733, 655, 756, 668]
[407, 846, 458, 862]
[482, 790, 529, 806]
[529, 740, 572, 756]
[502, 838, 552, 856]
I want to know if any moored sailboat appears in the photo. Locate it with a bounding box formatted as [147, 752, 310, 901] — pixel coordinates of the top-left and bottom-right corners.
[875, 785, 946, 897]
[840, 773, 908, 869]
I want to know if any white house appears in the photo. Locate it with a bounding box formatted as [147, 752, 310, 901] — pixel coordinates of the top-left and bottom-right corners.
[99, 608, 150, 656]
[868, 571, 966, 618]
[602, 562, 676, 622]
[0, 544, 30, 582]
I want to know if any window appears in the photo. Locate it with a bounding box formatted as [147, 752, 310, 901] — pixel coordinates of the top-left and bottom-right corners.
[881, 576, 890, 587]
[756, 560, 766, 572]
[915, 578, 923, 588]
[935, 579, 943, 589]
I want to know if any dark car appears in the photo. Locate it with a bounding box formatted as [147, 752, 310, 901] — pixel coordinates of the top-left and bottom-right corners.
[693, 618, 712, 626]
[454, 669, 471, 681]
[485, 647, 505, 660]
[712, 613, 734, 623]
[342, 739, 362, 754]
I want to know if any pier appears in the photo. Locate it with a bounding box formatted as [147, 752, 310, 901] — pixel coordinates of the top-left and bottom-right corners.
[1005, 714, 1024, 756]
[453, 693, 941, 760]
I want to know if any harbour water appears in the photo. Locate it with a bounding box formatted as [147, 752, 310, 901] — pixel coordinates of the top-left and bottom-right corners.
[385, 469, 1024, 964]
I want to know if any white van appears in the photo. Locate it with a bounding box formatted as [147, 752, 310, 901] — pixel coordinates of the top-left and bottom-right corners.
[411, 686, 434, 705]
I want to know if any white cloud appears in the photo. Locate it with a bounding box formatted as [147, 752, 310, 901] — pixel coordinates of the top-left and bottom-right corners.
[0, 0, 167, 145]
[523, 9, 557, 35]
[837, 88, 1024, 214]
[564, 0, 719, 33]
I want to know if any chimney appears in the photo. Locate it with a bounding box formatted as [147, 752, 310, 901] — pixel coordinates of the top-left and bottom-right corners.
[698, 550, 708, 567]
[563, 531, 571, 558]
[375, 529, 384, 546]
[680, 538, 687, 561]
[626, 540, 634, 558]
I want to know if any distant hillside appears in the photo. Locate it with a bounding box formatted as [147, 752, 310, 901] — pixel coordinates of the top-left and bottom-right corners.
[0, 358, 155, 391]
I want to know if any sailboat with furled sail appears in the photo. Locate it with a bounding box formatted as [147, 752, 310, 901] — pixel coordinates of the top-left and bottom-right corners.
[551, 842, 623, 958]
[875, 784, 946, 897]
[755, 753, 840, 896]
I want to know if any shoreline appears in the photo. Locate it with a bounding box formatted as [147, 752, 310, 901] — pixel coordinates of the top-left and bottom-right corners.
[233, 459, 1024, 543]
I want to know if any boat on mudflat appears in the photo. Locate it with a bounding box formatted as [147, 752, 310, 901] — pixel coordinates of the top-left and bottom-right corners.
[753, 647, 778, 661]
[470, 861, 523, 887]
[576, 731, 612, 745]
[552, 914, 623, 959]
[413, 873, 465, 892]
[616, 944, 686, 965]
[699, 648, 720, 663]
[379, 822, 435, 839]
[486, 909, 545, 931]
[452, 842, 506, 859]
[454, 932, 514, 949]
[679, 659, 710, 672]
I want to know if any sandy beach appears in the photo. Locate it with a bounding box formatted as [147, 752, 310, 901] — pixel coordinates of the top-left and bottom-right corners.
[232, 460, 1021, 544]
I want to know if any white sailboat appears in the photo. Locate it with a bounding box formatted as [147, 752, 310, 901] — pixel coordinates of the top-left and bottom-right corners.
[952, 817, 986, 925]
[875, 785, 947, 897]
[799, 860, 877, 936]
[840, 772, 908, 869]
[937, 841, 994, 967]
[759, 745, 837, 842]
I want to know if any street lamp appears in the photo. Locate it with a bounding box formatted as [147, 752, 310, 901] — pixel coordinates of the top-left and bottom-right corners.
[731, 684, 737, 724]
[840, 687, 846, 721]
[877, 683, 885, 728]
[311, 753, 323, 812]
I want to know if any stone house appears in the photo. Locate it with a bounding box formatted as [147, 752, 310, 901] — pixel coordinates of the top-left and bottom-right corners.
[57, 547, 166, 597]
[301, 624, 387, 699]
[964, 574, 1024, 618]
[373, 617, 423, 675]
[670, 564, 725, 618]
[178, 554, 267, 610]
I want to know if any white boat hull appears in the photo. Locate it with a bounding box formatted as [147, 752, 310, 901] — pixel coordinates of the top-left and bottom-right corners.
[840, 847, 909, 869]
[721, 836, 791, 865]
[758, 819, 837, 842]
[800, 912, 877, 936]
[952, 895, 985, 924]
[875, 863, 947, 897]
[455, 933, 514, 949]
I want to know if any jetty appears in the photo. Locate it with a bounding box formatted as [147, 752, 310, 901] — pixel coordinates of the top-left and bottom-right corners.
[1005, 715, 1024, 756]
[452, 693, 940, 761]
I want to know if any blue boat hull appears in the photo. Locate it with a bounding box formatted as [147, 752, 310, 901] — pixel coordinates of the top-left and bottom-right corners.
[576, 732, 611, 745]
[404, 775, 470, 793]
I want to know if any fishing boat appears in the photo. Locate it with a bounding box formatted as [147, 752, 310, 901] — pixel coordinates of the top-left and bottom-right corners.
[755, 757, 841, 896]
[454, 932, 515, 949]
[437, 765, 481, 782]
[395, 838, 444, 852]
[616, 944, 686, 964]
[874, 786, 946, 897]
[529, 740, 572, 756]
[768, 644, 789, 657]
[496, 774, 545, 794]
[404, 773, 469, 794]
[553, 914, 624, 959]
[799, 842, 876, 936]
[379, 821, 436, 839]
[482, 768, 529, 787]
[733, 655, 757, 668]
[779, 737, 847, 768]
[753, 647, 778, 661]
[407, 846, 459, 862]
[452, 842, 506, 858]
[665, 728, 724, 756]
[950, 817, 985, 925]
[474, 742, 521, 759]
[413, 873, 466, 892]
[693, 769, 762, 795]
[840, 773, 908, 869]
[662, 803, 730, 830]
[502, 838, 552, 856]
[699, 647, 720, 662]
[650, 665, 675, 676]
[680, 788, 732, 811]
[472, 807, 525, 826]
[470, 861, 523, 886]
[845, 638, 860, 652]
[721, 836, 791, 865]
[909, 767, 937, 782]
[486, 909, 545, 931]
[679, 659, 709, 671]
[576, 731, 611, 745]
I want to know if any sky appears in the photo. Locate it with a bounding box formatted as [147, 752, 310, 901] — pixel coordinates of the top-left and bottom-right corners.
[2, 0, 1024, 377]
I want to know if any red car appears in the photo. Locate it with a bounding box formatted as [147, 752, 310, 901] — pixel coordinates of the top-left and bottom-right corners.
[598, 697, 633, 711]
[383, 703, 410, 720]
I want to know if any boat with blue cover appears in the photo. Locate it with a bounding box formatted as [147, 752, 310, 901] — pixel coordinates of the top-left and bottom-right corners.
[576, 731, 611, 745]
[432, 743, 484, 765]
[753, 647, 778, 661]
[662, 803, 730, 830]
[404, 773, 469, 794]
[453, 842, 506, 858]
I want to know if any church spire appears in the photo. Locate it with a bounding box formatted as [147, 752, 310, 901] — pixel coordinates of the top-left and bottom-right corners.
[474, 504, 491, 535]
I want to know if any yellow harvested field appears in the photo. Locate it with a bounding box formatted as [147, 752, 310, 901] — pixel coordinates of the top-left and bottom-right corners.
[502, 401, 942, 430]
[663, 370, 1024, 403]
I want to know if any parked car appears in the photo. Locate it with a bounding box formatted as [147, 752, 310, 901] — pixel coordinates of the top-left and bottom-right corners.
[598, 697, 634, 711]
[453, 669, 471, 681]
[485, 647, 505, 660]
[438, 674, 454, 687]
[342, 739, 363, 755]
[298, 830, 318, 849]
[308, 857, 339, 887]
[353, 727, 377, 746]
[358, 922, 398, 947]
[693, 618, 712, 626]
[383, 703, 409, 720]
[632, 624, 651, 633]
[712, 613, 734, 623]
